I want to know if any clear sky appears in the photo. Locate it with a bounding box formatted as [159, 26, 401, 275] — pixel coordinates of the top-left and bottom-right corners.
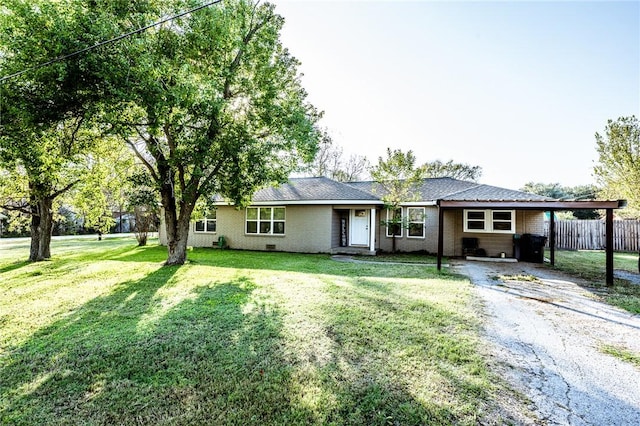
[273, 0, 640, 190]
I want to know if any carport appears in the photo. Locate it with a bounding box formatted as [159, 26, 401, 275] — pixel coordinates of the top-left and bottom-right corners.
[436, 199, 627, 286]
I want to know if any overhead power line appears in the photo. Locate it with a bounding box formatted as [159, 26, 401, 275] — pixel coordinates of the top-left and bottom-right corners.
[0, 0, 223, 84]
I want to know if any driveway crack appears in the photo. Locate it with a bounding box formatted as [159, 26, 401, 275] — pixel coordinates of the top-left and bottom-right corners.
[454, 260, 640, 425]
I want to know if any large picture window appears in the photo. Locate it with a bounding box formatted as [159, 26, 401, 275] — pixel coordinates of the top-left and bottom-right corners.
[246, 207, 285, 235]
[407, 207, 425, 238]
[463, 209, 515, 233]
[386, 207, 403, 237]
[194, 212, 216, 233]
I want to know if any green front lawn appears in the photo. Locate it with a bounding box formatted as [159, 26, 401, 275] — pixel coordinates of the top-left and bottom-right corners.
[546, 249, 640, 314]
[0, 238, 513, 425]
[354, 252, 442, 264]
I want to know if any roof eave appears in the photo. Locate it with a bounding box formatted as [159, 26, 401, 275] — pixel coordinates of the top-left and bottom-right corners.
[213, 199, 384, 206]
[437, 200, 626, 209]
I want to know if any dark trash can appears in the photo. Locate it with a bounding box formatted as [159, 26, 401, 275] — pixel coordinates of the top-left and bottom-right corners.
[516, 233, 547, 263]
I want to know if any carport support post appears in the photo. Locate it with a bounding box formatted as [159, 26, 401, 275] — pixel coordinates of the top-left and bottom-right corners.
[437, 205, 444, 271]
[606, 208, 614, 286]
[549, 209, 555, 266]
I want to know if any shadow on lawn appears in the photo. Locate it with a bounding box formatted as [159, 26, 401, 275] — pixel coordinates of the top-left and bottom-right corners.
[0, 263, 265, 423]
[0, 264, 181, 423]
[309, 279, 489, 425]
[0, 250, 470, 425]
[103, 243, 454, 281]
[1, 263, 312, 424]
[0, 260, 30, 275]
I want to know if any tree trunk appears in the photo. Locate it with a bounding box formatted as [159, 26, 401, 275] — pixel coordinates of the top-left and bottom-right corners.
[38, 197, 54, 259]
[28, 197, 42, 262]
[162, 187, 196, 266]
[28, 195, 53, 261]
[118, 204, 123, 233]
[165, 212, 192, 265]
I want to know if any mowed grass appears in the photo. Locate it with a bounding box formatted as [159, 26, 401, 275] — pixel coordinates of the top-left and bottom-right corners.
[546, 249, 640, 314]
[0, 238, 507, 425]
[354, 252, 443, 264]
[600, 344, 640, 368]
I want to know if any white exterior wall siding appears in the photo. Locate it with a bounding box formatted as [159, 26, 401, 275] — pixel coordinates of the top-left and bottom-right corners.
[157, 218, 219, 247]
[377, 206, 441, 253]
[452, 210, 545, 257]
[187, 228, 219, 247]
[164, 205, 334, 253]
[519, 210, 545, 235]
[159, 205, 545, 257]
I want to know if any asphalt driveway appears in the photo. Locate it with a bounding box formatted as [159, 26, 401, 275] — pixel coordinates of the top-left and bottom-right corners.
[452, 260, 640, 425]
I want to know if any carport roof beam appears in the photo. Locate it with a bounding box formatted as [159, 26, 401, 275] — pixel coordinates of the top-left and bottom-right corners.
[437, 200, 626, 209]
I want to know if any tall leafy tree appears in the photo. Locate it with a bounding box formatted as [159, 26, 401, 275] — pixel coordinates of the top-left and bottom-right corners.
[423, 159, 482, 182]
[0, 0, 139, 260]
[71, 135, 136, 236]
[370, 148, 426, 252]
[0, 166, 30, 236]
[520, 182, 568, 200]
[520, 182, 600, 219]
[108, 0, 321, 264]
[0, 115, 92, 260]
[594, 116, 640, 218]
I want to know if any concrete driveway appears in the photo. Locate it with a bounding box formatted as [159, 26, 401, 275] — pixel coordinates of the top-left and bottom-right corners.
[451, 260, 640, 425]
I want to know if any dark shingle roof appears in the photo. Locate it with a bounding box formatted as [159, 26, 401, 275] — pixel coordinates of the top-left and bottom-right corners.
[251, 177, 380, 202]
[347, 177, 477, 200]
[347, 177, 552, 202]
[229, 176, 553, 204]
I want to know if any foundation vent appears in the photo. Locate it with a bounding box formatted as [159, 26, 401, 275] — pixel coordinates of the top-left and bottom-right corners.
[265, 244, 276, 251]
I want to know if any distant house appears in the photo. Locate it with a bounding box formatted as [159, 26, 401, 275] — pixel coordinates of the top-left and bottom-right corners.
[159, 176, 560, 258]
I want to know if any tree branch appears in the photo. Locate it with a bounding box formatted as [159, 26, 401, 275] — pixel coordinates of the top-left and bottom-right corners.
[163, 123, 186, 193]
[201, 158, 224, 189]
[124, 135, 159, 182]
[0, 200, 31, 214]
[51, 179, 80, 199]
[66, 115, 85, 155]
[223, 8, 273, 100]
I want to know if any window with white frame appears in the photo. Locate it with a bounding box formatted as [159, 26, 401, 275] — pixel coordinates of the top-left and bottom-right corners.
[386, 207, 403, 237]
[463, 209, 515, 233]
[194, 211, 216, 233]
[246, 207, 285, 235]
[407, 207, 425, 238]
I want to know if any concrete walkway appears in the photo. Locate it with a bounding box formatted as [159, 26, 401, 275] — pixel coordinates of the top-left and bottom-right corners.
[330, 254, 448, 267]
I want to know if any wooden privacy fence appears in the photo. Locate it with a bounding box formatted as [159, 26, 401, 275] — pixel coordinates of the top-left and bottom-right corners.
[543, 220, 640, 252]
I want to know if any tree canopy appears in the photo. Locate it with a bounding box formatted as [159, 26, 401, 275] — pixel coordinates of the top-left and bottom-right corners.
[370, 148, 426, 252]
[0, 0, 141, 260]
[520, 182, 600, 219]
[1, 0, 321, 264]
[423, 160, 482, 182]
[594, 116, 640, 217]
[103, 0, 321, 264]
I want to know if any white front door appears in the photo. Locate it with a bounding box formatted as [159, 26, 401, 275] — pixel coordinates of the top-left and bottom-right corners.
[350, 209, 370, 246]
